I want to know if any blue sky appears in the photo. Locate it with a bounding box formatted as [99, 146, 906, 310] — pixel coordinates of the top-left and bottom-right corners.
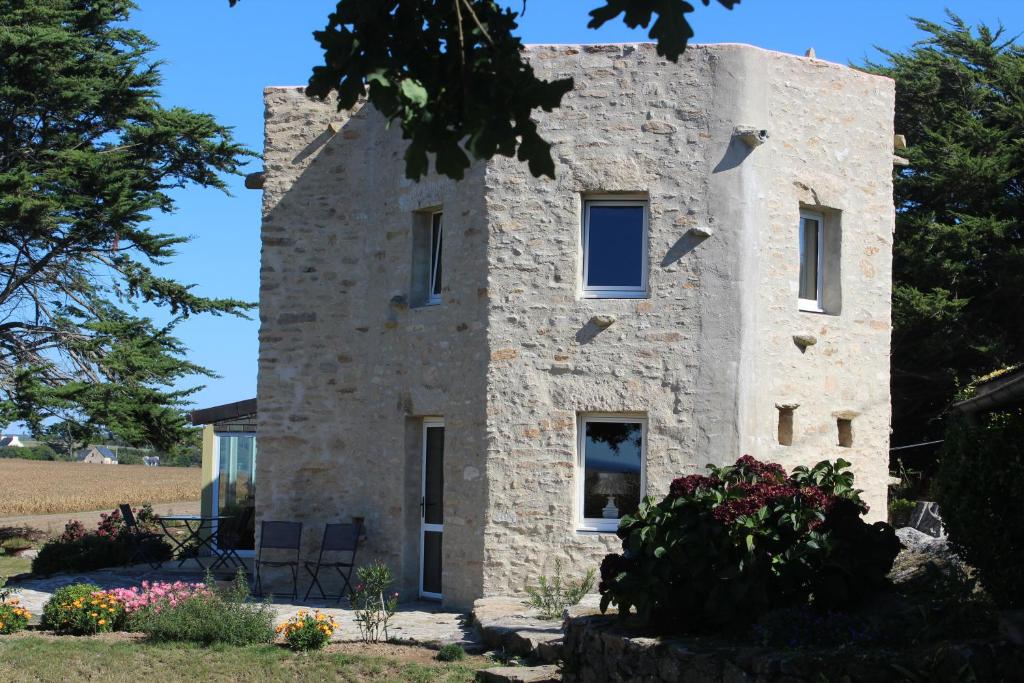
[128, 0, 1024, 411]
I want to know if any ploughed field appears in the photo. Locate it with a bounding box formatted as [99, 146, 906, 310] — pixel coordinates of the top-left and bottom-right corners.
[0, 459, 200, 516]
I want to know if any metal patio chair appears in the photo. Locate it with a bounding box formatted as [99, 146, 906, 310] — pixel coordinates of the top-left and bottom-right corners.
[254, 520, 303, 601]
[118, 504, 165, 569]
[303, 521, 362, 603]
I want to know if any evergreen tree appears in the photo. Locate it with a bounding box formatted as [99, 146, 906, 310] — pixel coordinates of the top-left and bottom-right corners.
[866, 13, 1023, 449]
[0, 0, 254, 451]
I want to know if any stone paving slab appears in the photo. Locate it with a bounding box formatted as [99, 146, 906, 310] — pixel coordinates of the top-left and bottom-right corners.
[7, 563, 479, 649]
[472, 595, 602, 663]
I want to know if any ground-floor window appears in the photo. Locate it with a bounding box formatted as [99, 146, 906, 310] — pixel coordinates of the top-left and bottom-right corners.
[577, 415, 645, 532]
[216, 432, 256, 550]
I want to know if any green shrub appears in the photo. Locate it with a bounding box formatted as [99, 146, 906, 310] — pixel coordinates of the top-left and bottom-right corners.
[131, 570, 274, 645]
[888, 497, 916, 527]
[436, 643, 466, 662]
[599, 456, 900, 634]
[277, 609, 338, 651]
[523, 559, 595, 620]
[937, 410, 1024, 608]
[350, 561, 399, 643]
[42, 583, 103, 632]
[32, 533, 171, 575]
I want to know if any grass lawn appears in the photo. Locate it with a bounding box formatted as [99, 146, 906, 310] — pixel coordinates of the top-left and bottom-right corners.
[0, 634, 490, 683]
[0, 554, 31, 578]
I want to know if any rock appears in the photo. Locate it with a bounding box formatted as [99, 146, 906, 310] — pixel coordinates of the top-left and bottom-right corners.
[589, 315, 615, 330]
[896, 526, 947, 554]
[792, 334, 817, 351]
[477, 665, 561, 682]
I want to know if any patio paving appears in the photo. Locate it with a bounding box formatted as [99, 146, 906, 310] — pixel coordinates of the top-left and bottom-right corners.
[7, 561, 479, 649]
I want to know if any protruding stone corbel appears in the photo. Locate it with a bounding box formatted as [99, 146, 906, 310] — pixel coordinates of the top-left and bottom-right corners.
[734, 126, 769, 148]
[689, 226, 714, 240]
[793, 333, 817, 352]
[328, 120, 346, 135]
[894, 134, 907, 150]
[893, 155, 910, 167]
[589, 315, 616, 330]
[804, 47, 816, 58]
[244, 171, 265, 190]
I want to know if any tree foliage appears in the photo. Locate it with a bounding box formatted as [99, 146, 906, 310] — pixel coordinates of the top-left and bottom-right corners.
[0, 0, 254, 451]
[231, 0, 738, 180]
[864, 14, 1024, 447]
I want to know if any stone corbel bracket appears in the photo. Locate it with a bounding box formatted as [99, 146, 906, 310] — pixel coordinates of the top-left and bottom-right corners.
[589, 315, 616, 330]
[734, 126, 769, 148]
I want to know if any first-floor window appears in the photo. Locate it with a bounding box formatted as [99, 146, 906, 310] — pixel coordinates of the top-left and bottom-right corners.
[582, 198, 648, 298]
[798, 209, 825, 312]
[578, 415, 645, 532]
[428, 211, 443, 305]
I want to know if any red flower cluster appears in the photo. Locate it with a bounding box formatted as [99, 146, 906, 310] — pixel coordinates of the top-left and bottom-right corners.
[669, 474, 716, 497]
[712, 481, 799, 523]
[735, 454, 786, 482]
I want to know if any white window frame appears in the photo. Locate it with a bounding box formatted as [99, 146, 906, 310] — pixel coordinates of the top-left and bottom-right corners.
[576, 414, 647, 533]
[427, 211, 443, 306]
[582, 198, 649, 299]
[419, 418, 444, 600]
[798, 209, 825, 313]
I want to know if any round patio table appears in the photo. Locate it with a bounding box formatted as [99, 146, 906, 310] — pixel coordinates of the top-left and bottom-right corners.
[157, 514, 241, 571]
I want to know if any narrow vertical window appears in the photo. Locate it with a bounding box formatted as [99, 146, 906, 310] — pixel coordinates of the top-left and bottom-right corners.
[837, 418, 853, 448]
[798, 210, 824, 312]
[582, 199, 648, 298]
[428, 211, 443, 305]
[578, 416, 645, 532]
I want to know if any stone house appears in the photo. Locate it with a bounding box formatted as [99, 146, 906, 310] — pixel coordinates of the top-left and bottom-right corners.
[256, 43, 896, 607]
[77, 445, 118, 465]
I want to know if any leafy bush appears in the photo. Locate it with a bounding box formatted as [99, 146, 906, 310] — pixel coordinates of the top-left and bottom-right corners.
[436, 643, 466, 662]
[0, 575, 30, 635]
[752, 606, 879, 648]
[523, 559, 596, 620]
[599, 456, 900, 634]
[32, 507, 171, 575]
[276, 609, 338, 651]
[41, 583, 125, 634]
[131, 570, 274, 645]
[888, 498, 916, 527]
[350, 562, 399, 643]
[937, 410, 1024, 608]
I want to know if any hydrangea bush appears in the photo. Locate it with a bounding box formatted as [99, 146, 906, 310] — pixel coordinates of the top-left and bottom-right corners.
[599, 456, 900, 634]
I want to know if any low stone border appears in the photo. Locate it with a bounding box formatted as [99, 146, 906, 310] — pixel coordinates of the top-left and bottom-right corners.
[562, 614, 1024, 682]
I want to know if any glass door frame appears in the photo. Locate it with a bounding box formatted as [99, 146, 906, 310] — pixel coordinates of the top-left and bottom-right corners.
[419, 418, 444, 600]
[211, 431, 257, 558]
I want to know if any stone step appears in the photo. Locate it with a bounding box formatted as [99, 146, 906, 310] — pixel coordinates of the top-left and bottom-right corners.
[476, 664, 561, 683]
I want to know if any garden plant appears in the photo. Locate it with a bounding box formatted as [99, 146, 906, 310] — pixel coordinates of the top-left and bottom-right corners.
[523, 559, 596, 620]
[0, 575, 30, 635]
[130, 569, 275, 646]
[599, 456, 900, 634]
[41, 583, 125, 635]
[349, 562, 399, 643]
[276, 609, 339, 651]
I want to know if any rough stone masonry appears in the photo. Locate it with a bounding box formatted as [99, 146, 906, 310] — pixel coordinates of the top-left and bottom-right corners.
[256, 42, 895, 607]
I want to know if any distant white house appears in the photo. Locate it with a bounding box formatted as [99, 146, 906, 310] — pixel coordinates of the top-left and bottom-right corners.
[77, 445, 118, 465]
[0, 435, 25, 448]
[142, 455, 160, 467]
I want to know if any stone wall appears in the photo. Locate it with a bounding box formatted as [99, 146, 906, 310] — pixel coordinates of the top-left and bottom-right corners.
[480, 43, 894, 595]
[256, 42, 894, 606]
[562, 615, 1023, 683]
[257, 88, 491, 606]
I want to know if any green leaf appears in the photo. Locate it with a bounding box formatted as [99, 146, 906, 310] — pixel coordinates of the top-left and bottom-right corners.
[399, 78, 429, 107]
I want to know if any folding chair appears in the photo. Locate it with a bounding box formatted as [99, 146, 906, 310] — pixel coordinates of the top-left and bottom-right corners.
[254, 520, 303, 601]
[118, 504, 165, 569]
[303, 522, 362, 602]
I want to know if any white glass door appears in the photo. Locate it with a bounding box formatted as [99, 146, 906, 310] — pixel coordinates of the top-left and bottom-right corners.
[419, 420, 444, 599]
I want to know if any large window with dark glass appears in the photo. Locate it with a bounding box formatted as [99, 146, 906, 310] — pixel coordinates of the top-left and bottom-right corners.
[577, 416, 645, 532]
[582, 199, 648, 298]
[216, 433, 256, 550]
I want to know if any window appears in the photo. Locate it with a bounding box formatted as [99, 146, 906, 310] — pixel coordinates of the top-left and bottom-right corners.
[777, 406, 795, 446]
[582, 199, 648, 298]
[798, 209, 825, 312]
[837, 418, 853, 448]
[427, 211, 443, 305]
[410, 209, 443, 307]
[577, 415, 645, 532]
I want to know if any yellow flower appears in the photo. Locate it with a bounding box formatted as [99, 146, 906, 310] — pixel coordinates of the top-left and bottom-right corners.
[98, 619, 106, 625]
[90, 612, 98, 617]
